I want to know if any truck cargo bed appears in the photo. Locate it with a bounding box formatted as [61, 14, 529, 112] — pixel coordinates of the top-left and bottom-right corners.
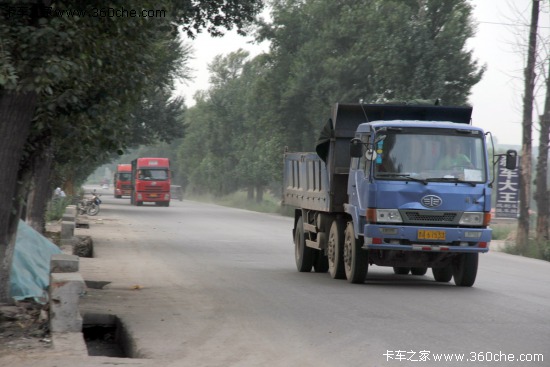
[283, 152, 332, 212]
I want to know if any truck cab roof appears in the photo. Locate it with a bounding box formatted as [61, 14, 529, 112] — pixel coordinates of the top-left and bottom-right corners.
[357, 120, 485, 134]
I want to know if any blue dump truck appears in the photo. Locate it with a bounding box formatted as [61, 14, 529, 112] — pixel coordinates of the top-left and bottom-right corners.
[283, 103, 517, 287]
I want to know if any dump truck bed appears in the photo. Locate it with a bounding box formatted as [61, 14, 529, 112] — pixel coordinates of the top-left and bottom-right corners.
[283, 152, 331, 212]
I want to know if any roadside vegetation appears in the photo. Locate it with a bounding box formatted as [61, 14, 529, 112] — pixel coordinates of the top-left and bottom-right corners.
[492, 219, 550, 262]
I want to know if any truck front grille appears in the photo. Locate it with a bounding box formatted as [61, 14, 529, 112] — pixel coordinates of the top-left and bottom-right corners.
[144, 186, 164, 192]
[401, 210, 459, 225]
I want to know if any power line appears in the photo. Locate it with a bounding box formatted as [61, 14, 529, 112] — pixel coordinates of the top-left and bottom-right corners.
[478, 20, 550, 29]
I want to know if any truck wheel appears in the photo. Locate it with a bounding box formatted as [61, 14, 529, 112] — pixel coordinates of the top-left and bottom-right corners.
[327, 219, 346, 279]
[453, 253, 478, 287]
[411, 267, 427, 276]
[343, 222, 368, 283]
[137, 201, 143, 206]
[314, 252, 329, 273]
[295, 217, 313, 272]
[393, 267, 410, 275]
[432, 265, 453, 283]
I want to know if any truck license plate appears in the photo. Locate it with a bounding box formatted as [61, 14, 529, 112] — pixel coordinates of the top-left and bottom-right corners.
[418, 230, 446, 240]
[149, 193, 158, 198]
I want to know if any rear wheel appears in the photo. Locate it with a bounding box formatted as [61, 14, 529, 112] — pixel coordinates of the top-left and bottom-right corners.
[453, 253, 478, 287]
[327, 218, 346, 279]
[411, 267, 428, 276]
[295, 217, 314, 272]
[432, 264, 453, 283]
[393, 267, 410, 275]
[313, 251, 329, 273]
[343, 222, 368, 283]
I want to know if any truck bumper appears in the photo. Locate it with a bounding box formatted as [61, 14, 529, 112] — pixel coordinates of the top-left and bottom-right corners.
[363, 224, 490, 253]
[136, 192, 170, 202]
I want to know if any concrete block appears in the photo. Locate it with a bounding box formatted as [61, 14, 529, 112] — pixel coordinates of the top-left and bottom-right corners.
[51, 332, 88, 356]
[49, 272, 86, 333]
[51, 254, 80, 273]
[65, 205, 77, 217]
[61, 221, 75, 239]
[62, 213, 75, 222]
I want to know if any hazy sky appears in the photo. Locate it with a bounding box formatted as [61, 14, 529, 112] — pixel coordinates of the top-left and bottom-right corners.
[177, 0, 550, 147]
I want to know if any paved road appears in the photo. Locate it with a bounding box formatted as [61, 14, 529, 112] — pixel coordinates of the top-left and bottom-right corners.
[74, 195, 549, 366]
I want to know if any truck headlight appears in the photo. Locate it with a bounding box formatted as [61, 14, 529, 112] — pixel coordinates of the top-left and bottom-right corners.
[459, 212, 484, 226]
[375, 209, 403, 223]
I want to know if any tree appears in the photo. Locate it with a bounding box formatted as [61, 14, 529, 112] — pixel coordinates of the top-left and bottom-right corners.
[176, 0, 484, 202]
[257, 0, 484, 152]
[516, 0, 539, 254]
[535, 53, 550, 246]
[0, 0, 264, 303]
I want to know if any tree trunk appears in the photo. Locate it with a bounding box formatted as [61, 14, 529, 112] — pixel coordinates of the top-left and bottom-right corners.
[535, 55, 550, 248]
[255, 184, 264, 203]
[247, 186, 254, 201]
[26, 144, 54, 234]
[0, 90, 37, 303]
[516, 0, 539, 254]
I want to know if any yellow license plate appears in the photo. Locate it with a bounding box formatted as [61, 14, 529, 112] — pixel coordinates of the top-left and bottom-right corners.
[418, 230, 446, 240]
[149, 193, 158, 198]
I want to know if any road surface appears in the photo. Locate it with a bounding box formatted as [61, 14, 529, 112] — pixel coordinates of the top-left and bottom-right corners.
[77, 192, 549, 366]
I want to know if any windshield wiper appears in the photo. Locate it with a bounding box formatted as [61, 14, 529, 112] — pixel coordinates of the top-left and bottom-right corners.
[425, 177, 477, 187]
[376, 173, 427, 185]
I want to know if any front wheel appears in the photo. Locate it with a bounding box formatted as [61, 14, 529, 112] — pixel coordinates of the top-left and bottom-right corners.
[453, 253, 478, 287]
[87, 203, 99, 216]
[343, 222, 368, 283]
[295, 217, 314, 272]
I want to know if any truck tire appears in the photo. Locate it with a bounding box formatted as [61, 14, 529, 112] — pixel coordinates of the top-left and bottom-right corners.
[411, 267, 427, 276]
[453, 253, 478, 287]
[327, 218, 346, 279]
[393, 267, 410, 275]
[432, 265, 453, 283]
[344, 222, 368, 283]
[314, 252, 329, 273]
[295, 217, 314, 272]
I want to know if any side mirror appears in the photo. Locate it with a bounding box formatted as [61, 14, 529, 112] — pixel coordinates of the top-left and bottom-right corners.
[506, 150, 517, 170]
[350, 138, 363, 158]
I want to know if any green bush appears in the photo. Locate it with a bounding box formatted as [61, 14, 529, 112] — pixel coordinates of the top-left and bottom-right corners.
[46, 197, 71, 222]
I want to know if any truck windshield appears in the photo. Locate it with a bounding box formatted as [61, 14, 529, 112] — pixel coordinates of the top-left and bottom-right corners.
[138, 169, 168, 180]
[119, 173, 131, 181]
[373, 129, 486, 183]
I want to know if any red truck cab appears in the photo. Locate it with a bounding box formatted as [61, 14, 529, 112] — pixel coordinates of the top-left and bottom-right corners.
[130, 158, 171, 206]
[113, 164, 132, 198]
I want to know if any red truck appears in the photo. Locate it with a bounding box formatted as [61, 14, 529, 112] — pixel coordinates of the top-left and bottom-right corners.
[130, 158, 171, 207]
[113, 164, 132, 198]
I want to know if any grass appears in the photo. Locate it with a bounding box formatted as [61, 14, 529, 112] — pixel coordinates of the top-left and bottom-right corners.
[185, 191, 285, 215]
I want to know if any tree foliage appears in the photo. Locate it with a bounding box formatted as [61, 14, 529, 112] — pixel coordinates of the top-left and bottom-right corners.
[178, 0, 484, 199]
[0, 0, 264, 303]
